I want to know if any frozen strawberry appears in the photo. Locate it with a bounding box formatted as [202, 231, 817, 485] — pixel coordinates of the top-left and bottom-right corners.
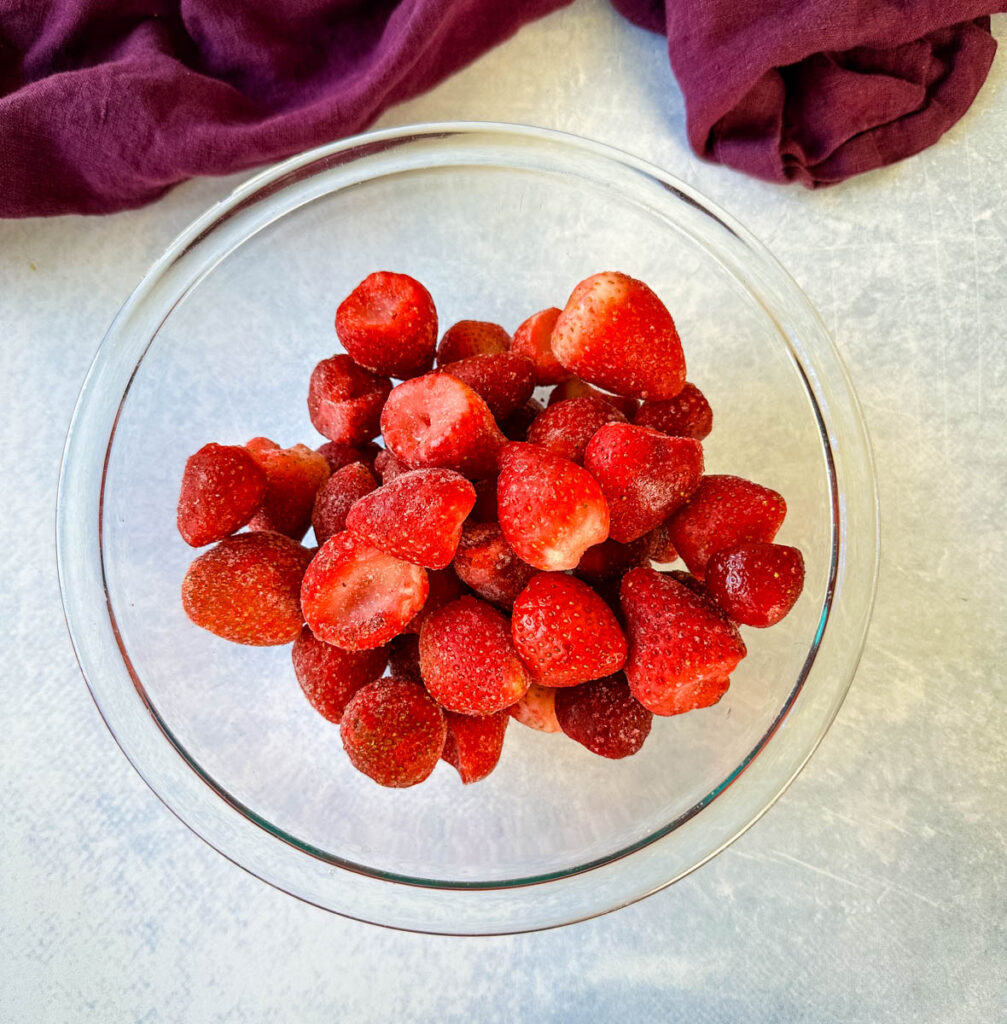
[574, 536, 650, 581]
[500, 397, 545, 441]
[441, 710, 509, 783]
[300, 531, 428, 650]
[177, 443, 266, 547]
[584, 424, 704, 543]
[340, 677, 447, 788]
[620, 568, 746, 716]
[469, 477, 499, 522]
[436, 320, 510, 365]
[387, 633, 422, 680]
[705, 542, 805, 627]
[634, 382, 713, 440]
[548, 377, 638, 419]
[345, 468, 475, 569]
[526, 396, 627, 465]
[511, 573, 627, 686]
[246, 437, 331, 541]
[587, 576, 626, 626]
[380, 373, 505, 479]
[451, 522, 536, 609]
[335, 272, 437, 378]
[403, 568, 467, 635]
[311, 462, 377, 545]
[667, 474, 787, 579]
[510, 307, 569, 386]
[419, 596, 531, 715]
[439, 352, 535, 421]
[374, 448, 410, 482]
[645, 523, 679, 564]
[497, 443, 609, 571]
[508, 683, 561, 733]
[552, 271, 686, 401]
[291, 625, 388, 723]
[307, 355, 392, 445]
[182, 532, 311, 646]
[316, 440, 381, 475]
[554, 675, 652, 759]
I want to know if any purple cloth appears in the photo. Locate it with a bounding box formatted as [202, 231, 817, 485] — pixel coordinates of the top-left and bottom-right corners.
[0, 1, 1004, 216]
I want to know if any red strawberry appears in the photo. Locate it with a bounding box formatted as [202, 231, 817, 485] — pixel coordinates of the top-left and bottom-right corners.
[552, 272, 686, 401]
[387, 633, 422, 680]
[634, 382, 713, 440]
[439, 352, 535, 421]
[291, 625, 388, 723]
[645, 523, 679, 564]
[526, 396, 627, 465]
[469, 477, 499, 523]
[705, 542, 805, 627]
[374, 447, 410, 482]
[620, 568, 746, 715]
[508, 683, 561, 733]
[311, 462, 377, 545]
[419, 596, 531, 715]
[511, 573, 627, 686]
[177, 443, 266, 547]
[403, 568, 467, 635]
[452, 522, 536, 609]
[246, 437, 331, 541]
[510, 307, 570, 386]
[436, 320, 510, 365]
[300, 531, 428, 650]
[182, 532, 311, 646]
[316, 440, 381, 475]
[340, 677, 447, 788]
[497, 442, 610, 571]
[500, 397, 545, 441]
[441, 710, 509, 784]
[574, 536, 650, 581]
[335, 272, 437, 379]
[345, 468, 475, 569]
[380, 373, 505, 479]
[307, 355, 392, 445]
[667, 474, 787, 579]
[548, 377, 638, 419]
[584, 424, 704, 543]
[554, 675, 652, 759]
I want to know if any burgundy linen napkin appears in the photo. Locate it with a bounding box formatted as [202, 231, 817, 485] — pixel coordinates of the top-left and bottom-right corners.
[615, 0, 1006, 186]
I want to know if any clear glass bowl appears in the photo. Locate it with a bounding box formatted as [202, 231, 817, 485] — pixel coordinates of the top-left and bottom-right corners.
[56, 123, 878, 934]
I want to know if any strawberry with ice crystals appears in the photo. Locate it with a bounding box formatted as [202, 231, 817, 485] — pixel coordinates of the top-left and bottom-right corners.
[436, 320, 510, 365]
[177, 443, 266, 547]
[584, 424, 703, 543]
[511, 573, 627, 686]
[335, 272, 437, 379]
[246, 437, 331, 541]
[510, 307, 569, 386]
[311, 462, 377, 545]
[307, 355, 392, 445]
[182, 532, 311, 646]
[374, 448, 410, 483]
[291, 625, 388, 723]
[526, 396, 627, 465]
[620, 568, 745, 716]
[380, 373, 505, 479]
[441, 710, 509, 783]
[634, 382, 713, 440]
[500, 397, 545, 441]
[552, 272, 687, 401]
[452, 522, 535, 609]
[574, 536, 650, 582]
[508, 683, 561, 733]
[345, 468, 475, 569]
[548, 377, 638, 419]
[438, 352, 536, 421]
[403, 568, 466, 634]
[705, 542, 805, 627]
[668, 474, 786, 579]
[316, 440, 381, 475]
[496, 442, 609, 571]
[340, 677, 447, 788]
[301, 531, 428, 650]
[419, 596, 530, 715]
[555, 675, 652, 759]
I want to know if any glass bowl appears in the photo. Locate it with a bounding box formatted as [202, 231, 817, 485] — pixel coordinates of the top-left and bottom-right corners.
[57, 122, 878, 934]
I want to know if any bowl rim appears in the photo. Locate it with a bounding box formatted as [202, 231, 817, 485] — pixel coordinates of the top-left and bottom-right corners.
[56, 120, 879, 934]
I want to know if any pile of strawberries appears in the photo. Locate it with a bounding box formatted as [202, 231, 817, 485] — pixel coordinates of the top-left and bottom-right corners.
[178, 271, 805, 788]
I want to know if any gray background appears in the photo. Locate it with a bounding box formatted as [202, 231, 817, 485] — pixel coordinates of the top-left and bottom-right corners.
[1, 1, 1004, 1020]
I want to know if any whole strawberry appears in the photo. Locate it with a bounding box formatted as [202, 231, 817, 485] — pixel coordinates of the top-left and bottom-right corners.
[438, 352, 536, 421]
[436, 320, 510, 365]
[554, 675, 652, 759]
[245, 437, 331, 541]
[311, 462, 377, 546]
[307, 355, 392, 445]
[705, 542, 805, 627]
[452, 521, 536, 609]
[177, 443, 266, 547]
[526, 396, 627, 465]
[634, 382, 713, 440]
[291, 625, 388, 723]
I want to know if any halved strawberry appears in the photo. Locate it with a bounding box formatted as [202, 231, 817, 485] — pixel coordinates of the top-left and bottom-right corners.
[311, 462, 378, 546]
[436, 320, 510, 365]
[380, 373, 505, 479]
[451, 521, 536, 609]
[496, 442, 609, 571]
[438, 352, 536, 421]
[316, 440, 381, 475]
[300, 531, 428, 650]
[441, 711, 509, 784]
[510, 307, 569, 386]
[634, 382, 713, 440]
[246, 438, 331, 541]
[526, 396, 627, 465]
[335, 272, 437, 379]
[705, 542, 805, 627]
[548, 377, 639, 419]
[345, 468, 475, 569]
[307, 355, 392, 445]
[177, 443, 266, 547]
[552, 272, 686, 400]
[508, 683, 561, 733]
[291, 625, 388, 723]
[554, 675, 652, 759]
[584, 424, 704, 543]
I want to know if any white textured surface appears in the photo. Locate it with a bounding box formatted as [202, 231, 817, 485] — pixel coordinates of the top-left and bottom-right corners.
[1, 0, 1005, 1019]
